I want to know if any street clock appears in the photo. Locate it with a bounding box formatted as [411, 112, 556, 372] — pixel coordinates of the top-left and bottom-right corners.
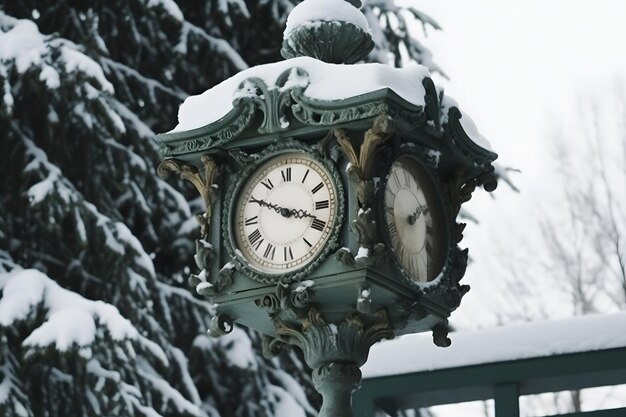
[155, 0, 498, 415]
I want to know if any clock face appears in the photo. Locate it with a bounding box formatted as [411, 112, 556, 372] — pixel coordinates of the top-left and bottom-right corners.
[234, 153, 338, 274]
[384, 156, 444, 283]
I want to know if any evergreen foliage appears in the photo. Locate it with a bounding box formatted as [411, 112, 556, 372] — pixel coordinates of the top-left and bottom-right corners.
[0, 1, 439, 416]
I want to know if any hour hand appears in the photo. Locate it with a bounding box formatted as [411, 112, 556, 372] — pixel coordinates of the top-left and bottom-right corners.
[408, 205, 428, 225]
[250, 197, 314, 219]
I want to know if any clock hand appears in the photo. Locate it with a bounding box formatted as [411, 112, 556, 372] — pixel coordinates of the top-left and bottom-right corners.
[408, 205, 428, 225]
[250, 198, 315, 219]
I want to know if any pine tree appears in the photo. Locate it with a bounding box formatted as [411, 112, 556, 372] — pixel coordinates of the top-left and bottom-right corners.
[0, 1, 440, 416]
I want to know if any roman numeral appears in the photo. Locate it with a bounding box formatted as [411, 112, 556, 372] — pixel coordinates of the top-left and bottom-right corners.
[315, 200, 329, 210]
[396, 244, 406, 263]
[303, 237, 312, 247]
[386, 206, 394, 216]
[409, 256, 418, 276]
[245, 216, 258, 226]
[311, 218, 326, 232]
[393, 171, 401, 187]
[404, 170, 411, 187]
[261, 178, 274, 190]
[263, 243, 275, 260]
[281, 168, 291, 182]
[284, 246, 294, 261]
[301, 169, 310, 183]
[248, 229, 263, 249]
[388, 222, 398, 240]
[311, 182, 324, 194]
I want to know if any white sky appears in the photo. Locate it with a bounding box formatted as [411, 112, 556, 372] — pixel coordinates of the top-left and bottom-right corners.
[408, 0, 626, 327]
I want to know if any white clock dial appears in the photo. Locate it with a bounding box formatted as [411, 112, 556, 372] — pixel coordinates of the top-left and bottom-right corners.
[384, 156, 441, 283]
[234, 153, 338, 274]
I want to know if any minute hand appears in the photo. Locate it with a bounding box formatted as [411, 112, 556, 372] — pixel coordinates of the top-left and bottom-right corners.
[250, 198, 315, 219]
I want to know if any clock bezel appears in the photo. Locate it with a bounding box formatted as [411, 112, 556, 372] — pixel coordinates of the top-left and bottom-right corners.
[222, 140, 345, 284]
[379, 147, 452, 287]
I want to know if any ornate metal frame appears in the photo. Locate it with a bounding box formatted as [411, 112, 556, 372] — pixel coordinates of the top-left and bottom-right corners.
[221, 138, 346, 284]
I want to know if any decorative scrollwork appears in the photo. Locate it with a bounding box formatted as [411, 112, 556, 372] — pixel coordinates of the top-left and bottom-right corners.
[232, 68, 310, 134]
[255, 293, 281, 316]
[207, 314, 234, 338]
[335, 113, 394, 206]
[272, 306, 395, 370]
[356, 285, 372, 314]
[158, 154, 220, 238]
[261, 334, 287, 359]
[333, 114, 394, 267]
[350, 208, 385, 266]
[432, 321, 451, 348]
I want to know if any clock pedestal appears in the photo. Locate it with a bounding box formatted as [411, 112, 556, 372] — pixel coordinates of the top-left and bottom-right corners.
[155, 1, 498, 416]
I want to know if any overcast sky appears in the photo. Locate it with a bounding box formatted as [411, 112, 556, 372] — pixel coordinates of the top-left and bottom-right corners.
[406, 0, 626, 327]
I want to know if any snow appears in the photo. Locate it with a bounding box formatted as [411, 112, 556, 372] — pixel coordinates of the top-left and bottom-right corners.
[0, 269, 139, 351]
[458, 108, 492, 151]
[146, 0, 184, 22]
[0, 16, 113, 93]
[216, 327, 258, 370]
[0, 370, 11, 403]
[270, 369, 318, 416]
[39, 64, 60, 88]
[440, 95, 492, 151]
[173, 56, 430, 132]
[61, 42, 110, 94]
[27, 172, 59, 204]
[294, 280, 314, 292]
[355, 246, 369, 260]
[114, 222, 156, 278]
[136, 357, 204, 416]
[268, 385, 307, 417]
[284, 0, 371, 37]
[172, 53, 491, 147]
[171, 347, 202, 405]
[196, 281, 213, 294]
[361, 312, 626, 379]
[0, 19, 46, 73]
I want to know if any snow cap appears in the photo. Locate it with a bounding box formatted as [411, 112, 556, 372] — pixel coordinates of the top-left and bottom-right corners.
[281, 0, 374, 64]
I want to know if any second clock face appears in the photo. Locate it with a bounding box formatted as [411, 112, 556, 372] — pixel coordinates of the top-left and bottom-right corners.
[234, 153, 338, 275]
[384, 156, 444, 283]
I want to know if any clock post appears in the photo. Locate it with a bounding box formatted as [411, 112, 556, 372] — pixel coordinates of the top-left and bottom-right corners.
[155, 0, 498, 416]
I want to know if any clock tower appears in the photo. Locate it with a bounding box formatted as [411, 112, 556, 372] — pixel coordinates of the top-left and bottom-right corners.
[156, 1, 498, 415]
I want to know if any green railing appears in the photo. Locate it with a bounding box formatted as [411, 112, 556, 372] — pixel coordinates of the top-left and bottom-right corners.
[353, 346, 626, 417]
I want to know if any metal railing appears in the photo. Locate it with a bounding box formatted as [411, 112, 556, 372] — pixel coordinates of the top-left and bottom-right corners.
[353, 346, 626, 417]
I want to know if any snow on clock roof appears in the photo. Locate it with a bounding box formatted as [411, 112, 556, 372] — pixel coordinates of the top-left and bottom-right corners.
[172, 56, 492, 151]
[283, 0, 371, 37]
[361, 312, 626, 379]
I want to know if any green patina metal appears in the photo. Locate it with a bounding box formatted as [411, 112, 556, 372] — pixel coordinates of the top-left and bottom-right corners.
[155, 1, 498, 416]
[281, 21, 374, 64]
[354, 347, 626, 417]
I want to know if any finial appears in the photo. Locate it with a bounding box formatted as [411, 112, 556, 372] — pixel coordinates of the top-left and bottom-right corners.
[281, 0, 374, 64]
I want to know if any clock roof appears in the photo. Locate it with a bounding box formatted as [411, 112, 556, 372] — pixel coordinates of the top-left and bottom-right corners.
[157, 56, 495, 166]
[171, 57, 431, 133]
